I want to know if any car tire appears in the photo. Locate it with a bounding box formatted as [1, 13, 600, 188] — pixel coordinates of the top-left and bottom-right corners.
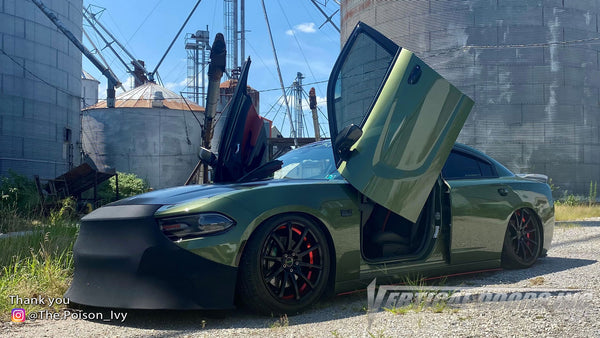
[501, 208, 543, 269]
[237, 214, 331, 315]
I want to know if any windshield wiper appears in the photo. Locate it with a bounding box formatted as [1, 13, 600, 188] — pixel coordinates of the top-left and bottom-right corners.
[236, 160, 283, 183]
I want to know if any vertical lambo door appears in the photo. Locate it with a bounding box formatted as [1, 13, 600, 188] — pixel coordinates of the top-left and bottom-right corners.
[327, 22, 474, 279]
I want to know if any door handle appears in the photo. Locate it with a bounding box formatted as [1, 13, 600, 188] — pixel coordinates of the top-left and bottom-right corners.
[498, 188, 508, 196]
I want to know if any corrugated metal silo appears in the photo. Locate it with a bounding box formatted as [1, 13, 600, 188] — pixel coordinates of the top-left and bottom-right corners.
[82, 83, 204, 189]
[0, 0, 83, 178]
[341, 0, 600, 194]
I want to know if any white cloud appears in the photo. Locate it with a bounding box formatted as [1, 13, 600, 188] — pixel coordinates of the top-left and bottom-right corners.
[296, 22, 317, 33]
[286, 22, 317, 36]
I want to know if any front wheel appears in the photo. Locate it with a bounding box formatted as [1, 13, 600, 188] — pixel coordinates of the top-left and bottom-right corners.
[237, 214, 331, 315]
[501, 208, 542, 269]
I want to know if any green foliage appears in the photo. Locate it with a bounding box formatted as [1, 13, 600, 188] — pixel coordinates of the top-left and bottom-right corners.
[0, 171, 42, 233]
[0, 170, 40, 216]
[0, 222, 77, 321]
[98, 172, 149, 204]
[555, 190, 582, 207]
[49, 197, 77, 226]
[589, 181, 597, 207]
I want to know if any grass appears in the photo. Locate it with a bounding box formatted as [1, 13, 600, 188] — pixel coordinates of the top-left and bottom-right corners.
[0, 221, 78, 322]
[382, 275, 453, 316]
[269, 314, 289, 328]
[555, 204, 600, 221]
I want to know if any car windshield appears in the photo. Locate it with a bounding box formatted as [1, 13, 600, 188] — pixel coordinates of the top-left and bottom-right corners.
[273, 141, 342, 180]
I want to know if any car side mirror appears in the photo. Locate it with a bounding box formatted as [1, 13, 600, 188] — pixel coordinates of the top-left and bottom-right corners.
[334, 124, 363, 161]
[198, 147, 217, 167]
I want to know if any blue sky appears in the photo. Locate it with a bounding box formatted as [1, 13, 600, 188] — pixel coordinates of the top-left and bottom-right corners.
[81, 0, 341, 137]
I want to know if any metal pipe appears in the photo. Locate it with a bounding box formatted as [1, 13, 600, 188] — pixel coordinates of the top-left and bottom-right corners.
[203, 33, 227, 149]
[32, 0, 120, 108]
[240, 0, 245, 62]
[233, 0, 238, 70]
[82, 28, 125, 93]
[309, 87, 321, 141]
[84, 7, 148, 77]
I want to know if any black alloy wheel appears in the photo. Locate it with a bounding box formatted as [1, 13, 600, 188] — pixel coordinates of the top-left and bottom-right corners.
[238, 214, 331, 314]
[501, 208, 542, 269]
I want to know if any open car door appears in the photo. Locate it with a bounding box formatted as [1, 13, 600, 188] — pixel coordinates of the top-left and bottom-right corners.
[212, 58, 269, 183]
[328, 22, 474, 223]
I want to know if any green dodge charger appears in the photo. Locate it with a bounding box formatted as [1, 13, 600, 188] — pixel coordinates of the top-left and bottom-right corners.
[65, 23, 554, 314]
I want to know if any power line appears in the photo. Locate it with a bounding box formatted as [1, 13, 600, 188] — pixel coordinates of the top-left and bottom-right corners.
[126, 0, 164, 45]
[0, 48, 81, 99]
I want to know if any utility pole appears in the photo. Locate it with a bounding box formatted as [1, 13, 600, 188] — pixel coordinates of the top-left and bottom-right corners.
[293, 72, 305, 138]
[309, 87, 321, 141]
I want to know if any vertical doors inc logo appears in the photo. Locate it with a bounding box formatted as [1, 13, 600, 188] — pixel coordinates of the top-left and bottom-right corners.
[11, 308, 26, 322]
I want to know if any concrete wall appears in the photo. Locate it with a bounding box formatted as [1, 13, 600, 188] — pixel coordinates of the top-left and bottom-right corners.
[0, 0, 82, 179]
[341, 0, 600, 195]
[82, 107, 203, 189]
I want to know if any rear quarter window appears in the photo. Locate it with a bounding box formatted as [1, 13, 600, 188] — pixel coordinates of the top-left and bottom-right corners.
[442, 151, 497, 180]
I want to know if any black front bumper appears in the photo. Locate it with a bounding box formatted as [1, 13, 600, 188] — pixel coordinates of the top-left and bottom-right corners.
[65, 205, 237, 310]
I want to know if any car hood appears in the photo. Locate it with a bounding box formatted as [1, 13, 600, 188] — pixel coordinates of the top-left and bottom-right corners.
[107, 179, 339, 207]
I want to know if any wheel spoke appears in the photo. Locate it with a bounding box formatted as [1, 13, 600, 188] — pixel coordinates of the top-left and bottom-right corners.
[522, 239, 533, 257]
[297, 270, 315, 289]
[293, 227, 309, 252]
[291, 273, 300, 300]
[509, 221, 519, 233]
[270, 234, 286, 252]
[298, 244, 319, 257]
[298, 262, 322, 269]
[264, 266, 284, 282]
[515, 238, 522, 257]
[262, 255, 282, 262]
[287, 223, 293, 250]
[526, 239, 538, 246]
[524, 228, 537, 235]
[518, 238, 529, 258]
[278, 271, 289, 298]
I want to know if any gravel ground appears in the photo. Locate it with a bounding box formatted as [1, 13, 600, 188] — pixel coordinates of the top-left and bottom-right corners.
[3, 223, 600, 338]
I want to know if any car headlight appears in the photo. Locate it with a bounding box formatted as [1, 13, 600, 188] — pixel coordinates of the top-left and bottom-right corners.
[158, 213, 235, 240]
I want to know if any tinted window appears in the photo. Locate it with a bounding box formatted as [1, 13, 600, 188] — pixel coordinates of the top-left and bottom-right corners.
[273, 141, 342, 180]
[442, 151, 496, 179]
[331, 33, 396, 134]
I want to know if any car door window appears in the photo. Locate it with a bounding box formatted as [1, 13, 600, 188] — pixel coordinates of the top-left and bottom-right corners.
[442, 151, 497, 179]
[328, 25, 398, 140]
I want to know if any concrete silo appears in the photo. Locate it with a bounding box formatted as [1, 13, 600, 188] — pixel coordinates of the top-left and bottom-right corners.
[341, 0, 600, 195]
[0, 0, 83, 178]
[82, 83, 204, 189]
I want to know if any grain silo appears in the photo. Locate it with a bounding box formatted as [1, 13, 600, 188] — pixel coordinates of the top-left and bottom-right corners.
[81, 70, 99, 109]
[341, 0, 600, 195]
[82, 83, 204, 189]
[0, 0, 83, 178]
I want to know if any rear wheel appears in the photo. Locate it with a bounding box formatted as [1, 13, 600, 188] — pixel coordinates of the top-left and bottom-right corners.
[238, 214, 331, 315]
[501, 208, 542, 269]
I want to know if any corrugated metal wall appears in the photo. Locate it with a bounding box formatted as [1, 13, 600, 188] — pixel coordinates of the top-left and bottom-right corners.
[341, 0, 600, 195]
[0, 0, 82, 179]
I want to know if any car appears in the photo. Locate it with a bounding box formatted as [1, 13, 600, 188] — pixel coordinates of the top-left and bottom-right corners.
[65, 22, 554, 315]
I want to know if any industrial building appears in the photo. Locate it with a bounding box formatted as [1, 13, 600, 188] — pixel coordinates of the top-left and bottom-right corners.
[341, 0, 600, 195]
[82, 83, 204, 189]
[0, 0, 83, 179]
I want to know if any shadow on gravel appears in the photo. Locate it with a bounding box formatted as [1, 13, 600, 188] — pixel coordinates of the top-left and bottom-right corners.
[67, 291, 368, 332]
[67, 255, 598, 332]
[552, 233, 600, 248]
